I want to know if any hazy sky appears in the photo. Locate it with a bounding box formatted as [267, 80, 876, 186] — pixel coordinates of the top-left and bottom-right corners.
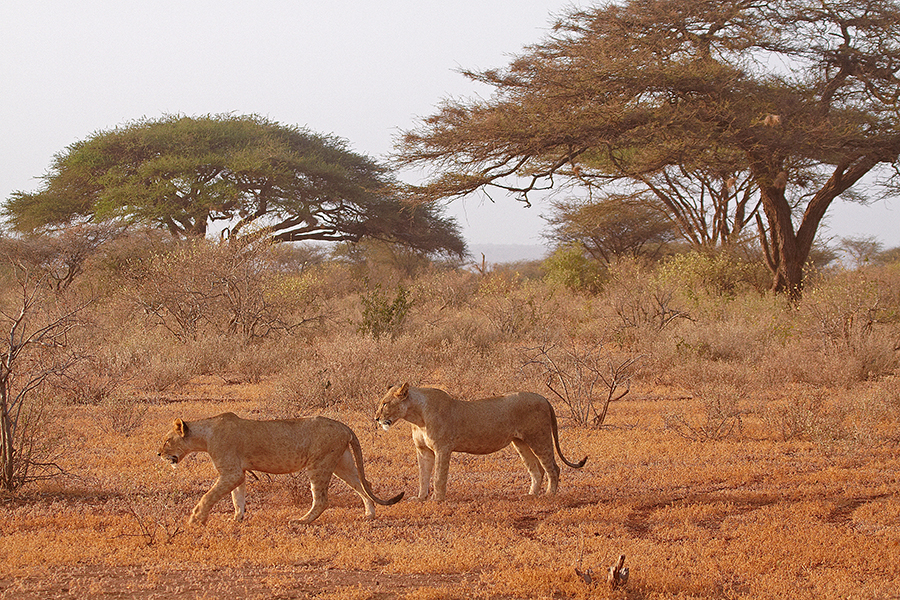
[2, 1, 897, 250]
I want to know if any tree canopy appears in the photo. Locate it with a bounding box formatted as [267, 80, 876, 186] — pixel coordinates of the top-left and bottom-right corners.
[395, 0, 900, 296]
[544, 196, 678, 264]
[5, 114, 465, 257]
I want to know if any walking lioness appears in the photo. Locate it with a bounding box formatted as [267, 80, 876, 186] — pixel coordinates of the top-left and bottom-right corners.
[375, 383, 587, 501]
[157, 413, 403, 525]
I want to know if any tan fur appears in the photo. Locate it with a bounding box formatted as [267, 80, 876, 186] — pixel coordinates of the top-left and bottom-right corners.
[375, 383, 587, 501]
[157, 412, 402, 525]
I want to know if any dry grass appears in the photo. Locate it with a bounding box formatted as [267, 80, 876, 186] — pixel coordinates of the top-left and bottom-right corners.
[2, 247, 899, 598]
[1, 386, 899, 599]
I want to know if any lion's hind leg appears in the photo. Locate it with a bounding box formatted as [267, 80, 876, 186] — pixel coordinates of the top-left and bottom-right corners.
[333, 447, 377, 519]
[231, 481, 246, 521]
[293, 468, 333, 524]
[512, 439, 545, 495]
[533, 447, 561, 495]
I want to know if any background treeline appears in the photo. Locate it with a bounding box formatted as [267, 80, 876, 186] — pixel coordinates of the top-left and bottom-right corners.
[2, 226, 898, 490]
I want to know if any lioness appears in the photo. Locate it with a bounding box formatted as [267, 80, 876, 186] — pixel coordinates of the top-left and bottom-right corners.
[157, 412, 403, 525]
[375, 383, 587, 501]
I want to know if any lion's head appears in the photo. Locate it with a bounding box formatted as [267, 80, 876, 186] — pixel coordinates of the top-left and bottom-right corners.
[157, 419, 191, 465]
[375, 383, 410, 431]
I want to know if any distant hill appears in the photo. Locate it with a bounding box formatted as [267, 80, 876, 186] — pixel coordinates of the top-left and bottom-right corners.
[469, 243, 548, 264]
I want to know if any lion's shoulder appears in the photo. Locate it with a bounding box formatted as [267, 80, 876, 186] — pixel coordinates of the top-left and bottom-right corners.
[413, 386, 456, 404]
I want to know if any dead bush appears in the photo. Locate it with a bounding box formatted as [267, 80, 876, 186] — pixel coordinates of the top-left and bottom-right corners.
[476, 273, 557, 338]
[800, 270, 900, 382]
[269, 333, 428, 414]
[411, 268, 479, 311]
[665, 383, 748, 442]
[228, 339, 300, 384]
[522, 341, 640, 428]
[602, 258, 688, 347]
[99, 395, 148, 436]
[119, 239, 329, 342]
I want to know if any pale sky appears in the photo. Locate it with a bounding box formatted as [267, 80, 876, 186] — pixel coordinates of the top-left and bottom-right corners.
[2, 1, 897, 251]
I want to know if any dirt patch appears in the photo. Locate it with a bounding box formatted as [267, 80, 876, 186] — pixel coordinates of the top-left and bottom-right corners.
[624, 490, 782, 538]
[824, 493, 892, 524]
[0, 564, 477, 599]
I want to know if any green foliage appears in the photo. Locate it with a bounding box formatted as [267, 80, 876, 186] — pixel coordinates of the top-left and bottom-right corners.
[5, 114, 465, 256]
[543, 243, 605, 293]
[395, 0, 900, 296]
[358, 283, 413, 340]
[659, 251, 767, 299]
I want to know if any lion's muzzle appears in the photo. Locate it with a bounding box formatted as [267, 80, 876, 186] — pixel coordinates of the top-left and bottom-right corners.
[378, 419, 392, 431]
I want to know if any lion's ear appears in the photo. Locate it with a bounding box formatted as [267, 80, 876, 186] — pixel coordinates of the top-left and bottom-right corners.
[175, 419, 188, 437]
[397, 382, 410, 397]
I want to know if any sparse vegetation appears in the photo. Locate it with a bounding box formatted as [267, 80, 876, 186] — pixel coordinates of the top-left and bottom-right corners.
[0, 231, 898, 598]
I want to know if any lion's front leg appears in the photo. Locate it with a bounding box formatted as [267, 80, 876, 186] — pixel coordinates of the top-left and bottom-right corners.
[432, 450, 452, 502]
[189, 472, 245, 526]
[415, 445, 435, 501]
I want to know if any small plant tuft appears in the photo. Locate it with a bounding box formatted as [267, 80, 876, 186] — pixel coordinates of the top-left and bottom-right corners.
[358, 283, 413, 340]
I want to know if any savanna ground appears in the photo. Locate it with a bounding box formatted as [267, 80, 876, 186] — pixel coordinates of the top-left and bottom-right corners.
[1, 238, 899, 599]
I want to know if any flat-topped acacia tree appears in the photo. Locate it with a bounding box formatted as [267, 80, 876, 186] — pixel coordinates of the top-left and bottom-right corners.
[394, 0, 900, 297]
[5, 114, 465, 257]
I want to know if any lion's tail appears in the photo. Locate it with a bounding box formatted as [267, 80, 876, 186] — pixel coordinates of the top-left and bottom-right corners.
[549, 404, 588, 469]
[348, 430, 404, 506]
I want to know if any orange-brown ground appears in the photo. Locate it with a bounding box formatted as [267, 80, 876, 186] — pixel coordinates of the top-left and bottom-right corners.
[2, 379, 898, 600]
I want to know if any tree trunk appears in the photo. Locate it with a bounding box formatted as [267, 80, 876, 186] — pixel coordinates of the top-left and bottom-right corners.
[757, 171, 805, 300]
[755, 155, 880, 300]
[0, 378, 14, 491]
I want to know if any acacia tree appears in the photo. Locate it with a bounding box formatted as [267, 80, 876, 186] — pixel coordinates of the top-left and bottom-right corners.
[545, 195, 678, 263]
[395, 0, 900, 297]
[5, 114, 465, 257]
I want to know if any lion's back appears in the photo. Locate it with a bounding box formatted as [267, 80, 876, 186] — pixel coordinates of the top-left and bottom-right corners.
[210, 414, 352, 473]
[417, 387, 553, 450]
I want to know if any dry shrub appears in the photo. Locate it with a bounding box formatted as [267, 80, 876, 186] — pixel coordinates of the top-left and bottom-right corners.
[521, 341, 639, 428]
[98, 395, 148, 436]
[475, 272, 558, 338]
[664, 381, 748, 442]
[116, 239, 330, 343]
[765, 386, 846, 443]
[107, 328, 245, 392]
[59, 361, 125, 406]
[411, 268, 479, 310]
[270, 333, 429, 414]
[227, 338, 301, 384]
[870, 376, 900, 435]
[119, 492, 186, 546]
[602, 258, 687, 349]
[410, 310, 500, 354]
[800, 269, 900, 383]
